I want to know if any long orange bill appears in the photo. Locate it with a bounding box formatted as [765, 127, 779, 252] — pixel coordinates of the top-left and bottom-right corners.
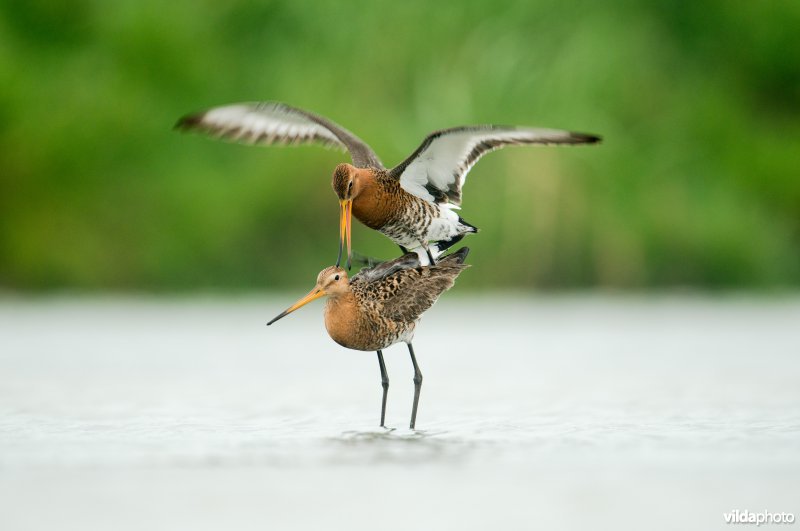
[345, 199, 352, 270]
[336, 199, 353, 269]
[267, 287, 325, 326]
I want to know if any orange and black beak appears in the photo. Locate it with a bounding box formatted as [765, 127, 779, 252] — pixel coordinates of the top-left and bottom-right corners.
[267, 286, 326, 326]
[336, 198, 353, 270]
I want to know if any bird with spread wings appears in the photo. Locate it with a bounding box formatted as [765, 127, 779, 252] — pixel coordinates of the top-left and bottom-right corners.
[176, 101, 600, 267]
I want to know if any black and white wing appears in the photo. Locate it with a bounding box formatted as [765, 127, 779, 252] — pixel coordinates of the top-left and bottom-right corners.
[389, 125, 600, 206]
[175, 101, 384, 169]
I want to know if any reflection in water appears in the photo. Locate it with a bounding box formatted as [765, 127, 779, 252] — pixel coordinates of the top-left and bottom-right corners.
[330, 427, 478, 465]
[338, 428, 435, 441]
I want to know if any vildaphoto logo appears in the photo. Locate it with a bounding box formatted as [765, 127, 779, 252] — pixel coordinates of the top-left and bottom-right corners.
[724, 510, 795, 526]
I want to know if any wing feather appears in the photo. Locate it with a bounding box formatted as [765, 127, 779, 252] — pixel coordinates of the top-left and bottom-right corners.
[176, 102, 384, 169]
[390, 125, 600, 205]
[353, 253, 420, 284]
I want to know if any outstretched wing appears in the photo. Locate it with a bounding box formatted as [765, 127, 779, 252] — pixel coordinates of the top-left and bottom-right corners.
[389, 125, 600, 206]
[175, 101, 384, 169]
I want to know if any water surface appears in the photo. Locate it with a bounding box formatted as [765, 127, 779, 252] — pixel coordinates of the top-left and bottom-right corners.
[1, 296, 798, 530]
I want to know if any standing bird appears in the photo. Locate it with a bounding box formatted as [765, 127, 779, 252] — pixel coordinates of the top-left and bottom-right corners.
[176, 101, 600, 267]
[267, 247, 470, 429]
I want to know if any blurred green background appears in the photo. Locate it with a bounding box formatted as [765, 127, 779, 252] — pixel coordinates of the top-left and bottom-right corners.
[1, 0, 798, 292]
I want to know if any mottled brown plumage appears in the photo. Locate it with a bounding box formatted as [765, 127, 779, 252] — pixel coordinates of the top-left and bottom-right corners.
[267, 248, 470, 429]
[270, 248, 469, 350]
[325, 249, 469, 351]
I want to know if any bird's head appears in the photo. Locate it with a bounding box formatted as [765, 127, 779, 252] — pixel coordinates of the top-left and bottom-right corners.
[314, 266, 351, 296]
[266, 266, 350, 326]
[331, 163, 366, 270]
[332, 163, 365, 201]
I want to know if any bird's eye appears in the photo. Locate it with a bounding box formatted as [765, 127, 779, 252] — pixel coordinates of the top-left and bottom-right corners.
[347, 181, 353, 192]
[334, 274, 340, 281]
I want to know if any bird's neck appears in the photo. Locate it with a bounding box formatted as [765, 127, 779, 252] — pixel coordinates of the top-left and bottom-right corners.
[323, 291, 360, 349]
[352, 172, 395, 229]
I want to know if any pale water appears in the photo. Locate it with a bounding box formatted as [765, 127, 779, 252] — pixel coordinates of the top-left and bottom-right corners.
[1, 296, 798, 530]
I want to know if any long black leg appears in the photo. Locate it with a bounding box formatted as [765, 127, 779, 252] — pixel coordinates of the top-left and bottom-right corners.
[420, 242, 436, 265]
[425, 249, 436, 265]
[407, 343, 423, 429]
[376, 350, 389, 427]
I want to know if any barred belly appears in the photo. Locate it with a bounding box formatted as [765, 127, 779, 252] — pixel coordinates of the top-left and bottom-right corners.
[357, 316, 415, 351]
[379, 198, 435, 248]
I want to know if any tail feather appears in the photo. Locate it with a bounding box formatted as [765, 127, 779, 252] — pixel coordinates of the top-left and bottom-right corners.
[459, 216, 478, 233]
[430, 217, 477, 257]
[432, 233, 466, 255]
[440, 247, 470, 265]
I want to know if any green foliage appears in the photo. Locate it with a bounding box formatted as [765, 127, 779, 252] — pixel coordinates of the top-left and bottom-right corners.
[1, 0, 798, 291]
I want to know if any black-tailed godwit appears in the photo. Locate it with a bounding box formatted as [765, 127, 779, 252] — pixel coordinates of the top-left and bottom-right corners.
[177, 102, 600, 267]
[267, 247, 470, 429]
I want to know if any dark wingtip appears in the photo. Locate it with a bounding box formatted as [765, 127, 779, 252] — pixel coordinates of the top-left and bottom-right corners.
[575, 132, 602, 144]
[173, 112, 205, 132]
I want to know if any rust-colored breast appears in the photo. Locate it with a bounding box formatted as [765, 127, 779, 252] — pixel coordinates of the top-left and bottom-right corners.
[324, 293, 370, 350]
[323, 290, 402, 351]
[352, 172, 401, 230]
